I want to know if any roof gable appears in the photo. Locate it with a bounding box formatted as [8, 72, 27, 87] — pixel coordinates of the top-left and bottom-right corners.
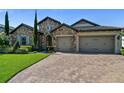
[50, 23, 78, 33]
[10, 23, 33, 34]
[71, 18, 100, 27]
[38, 16, 61, 25]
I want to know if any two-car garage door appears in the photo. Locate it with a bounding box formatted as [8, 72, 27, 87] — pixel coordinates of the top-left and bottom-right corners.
[56, 36, 115, 53]
[79, 36, 115, 53]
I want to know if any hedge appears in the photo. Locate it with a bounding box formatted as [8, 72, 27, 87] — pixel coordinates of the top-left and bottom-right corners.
[20, 46, 32, 52]
[120, 49, 124, 55]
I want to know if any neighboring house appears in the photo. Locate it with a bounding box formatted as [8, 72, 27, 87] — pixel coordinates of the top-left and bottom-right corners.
[10, 17, 123, 54]
[0, 24, 14, 33]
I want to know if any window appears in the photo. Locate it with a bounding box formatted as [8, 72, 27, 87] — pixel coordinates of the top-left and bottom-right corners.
[21, 36, 26, 45]
[29, 37, 33, 45]
[46, 25, 54, 32]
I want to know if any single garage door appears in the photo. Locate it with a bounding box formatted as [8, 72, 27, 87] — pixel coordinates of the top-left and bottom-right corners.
[79, 36, 115, 53]
[56, 36, 73, 52]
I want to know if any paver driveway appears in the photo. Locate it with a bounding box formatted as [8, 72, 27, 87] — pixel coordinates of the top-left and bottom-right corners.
[9, 53, 124, 83]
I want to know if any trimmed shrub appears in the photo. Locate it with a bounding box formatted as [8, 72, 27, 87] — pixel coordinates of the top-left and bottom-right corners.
[33, 51, 38, 53]
[20, 46, 32, 52]
[32, 46, 39, 51]
[0, 32, 10, 48]
[15, 48, 28, 54]
[0, 47, 13, 54]
[120, 49, 124, 55]
[46, 46, 55, 53]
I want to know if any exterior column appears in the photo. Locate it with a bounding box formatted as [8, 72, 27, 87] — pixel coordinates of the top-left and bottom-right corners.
[115, 34, 122, 54]
[115, 35, 118, 53]
[76, 35, 79, 52]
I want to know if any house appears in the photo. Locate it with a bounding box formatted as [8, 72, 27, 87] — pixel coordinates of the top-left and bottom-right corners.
[0, 24, 14, 33]
[10, 17, 123, 54]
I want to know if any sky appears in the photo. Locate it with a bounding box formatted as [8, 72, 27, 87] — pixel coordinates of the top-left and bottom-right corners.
[0, 9, 124, 27]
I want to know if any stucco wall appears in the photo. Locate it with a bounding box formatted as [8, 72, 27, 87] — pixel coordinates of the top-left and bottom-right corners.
[72, 21, 94, 27]
[78, 30, 121, 53]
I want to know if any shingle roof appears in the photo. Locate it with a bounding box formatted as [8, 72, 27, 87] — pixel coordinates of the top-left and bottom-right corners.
[50, 23, 78, 33]
[0, 24, 15, 29]
[0, 24, 15, 32]
[10, 23, 33, 34]
[74, 26, 122, 31]
[38, 16, 61, 25]
[71, 18, 100, 27]
[50, 23, 122, 33]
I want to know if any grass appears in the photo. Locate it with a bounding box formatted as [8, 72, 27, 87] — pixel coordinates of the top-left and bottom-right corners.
[0, 53, 49, 83]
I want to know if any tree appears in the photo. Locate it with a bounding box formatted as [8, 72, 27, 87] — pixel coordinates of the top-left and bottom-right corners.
[33, 10, 38, 48]
[5, 11, 9, 36]
[0, 32, 10, 48]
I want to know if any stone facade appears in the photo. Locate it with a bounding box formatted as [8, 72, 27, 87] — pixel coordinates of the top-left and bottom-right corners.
[9, 17, 122, 53]
[37, 33, 43, 49]
[38, 18, 61, 50]
[10, 24, 33, 45]
[51, 25, 77, 52]
[39, 18, 60, 33]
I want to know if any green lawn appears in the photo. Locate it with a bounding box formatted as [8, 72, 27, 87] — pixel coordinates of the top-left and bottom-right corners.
[0, 53, 49, 83]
